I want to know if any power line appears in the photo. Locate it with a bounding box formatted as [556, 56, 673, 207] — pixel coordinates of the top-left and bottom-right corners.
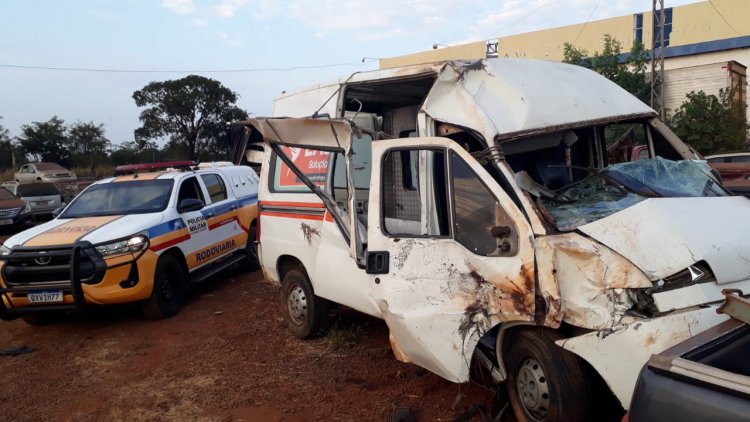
[0, 60, 375, 74]
[572, 0, 601, 45]
[708, 0, 743, 37]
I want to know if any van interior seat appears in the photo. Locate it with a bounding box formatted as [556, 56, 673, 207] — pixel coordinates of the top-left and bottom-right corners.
[536, 161, 572, 190]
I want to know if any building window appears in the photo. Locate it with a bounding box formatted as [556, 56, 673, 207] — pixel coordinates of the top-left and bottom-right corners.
[634, 13, 644, 44]
[653, 7, 673, 49]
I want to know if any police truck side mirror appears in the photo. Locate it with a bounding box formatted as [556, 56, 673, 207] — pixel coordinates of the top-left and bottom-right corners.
[178, 198, 204, 213]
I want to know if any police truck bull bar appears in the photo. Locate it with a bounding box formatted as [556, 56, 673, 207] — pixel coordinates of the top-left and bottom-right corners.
[0, 237, 149, 317]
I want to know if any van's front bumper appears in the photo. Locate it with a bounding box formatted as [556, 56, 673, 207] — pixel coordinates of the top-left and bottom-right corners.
[557, 306, 730, 410]
[0, 241, 158, 317]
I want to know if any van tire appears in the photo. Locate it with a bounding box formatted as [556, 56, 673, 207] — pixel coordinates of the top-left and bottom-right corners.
[141, 255, 186, 319]
[238, 227, 260, 272]
[505, 329, 591, 422]
[280, 268, 328, 339]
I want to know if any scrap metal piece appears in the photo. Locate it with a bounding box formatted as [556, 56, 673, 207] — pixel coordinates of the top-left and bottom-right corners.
[717, 289, 750, 325]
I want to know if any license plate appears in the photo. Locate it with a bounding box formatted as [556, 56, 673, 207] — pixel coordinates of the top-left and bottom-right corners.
[27, 290, 63, 303]
[34, 201, 50, 206]
[0, 219, 13, 225]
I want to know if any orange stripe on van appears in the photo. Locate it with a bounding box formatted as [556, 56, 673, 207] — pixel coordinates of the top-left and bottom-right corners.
[259, 211, 324, 221]
[260, 201, 325, 209]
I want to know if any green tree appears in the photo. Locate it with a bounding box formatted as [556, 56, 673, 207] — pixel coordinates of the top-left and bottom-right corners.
[109, 141, 161, 165]
[669, 89, 747, 155]
[563, 35, 651, 104]
[17, 116, 71, 165]
[0, 116, 15, 170]
[68, 121, 111, 169]
[132, 75, 248, 161]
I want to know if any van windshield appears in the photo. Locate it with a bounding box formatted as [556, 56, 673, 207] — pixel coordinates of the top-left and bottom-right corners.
[62, 180, 174, 218]
[543, 157, 728, 231]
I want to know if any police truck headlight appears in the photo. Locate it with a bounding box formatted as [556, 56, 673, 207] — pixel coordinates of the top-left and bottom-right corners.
[95, 235, 148, 257]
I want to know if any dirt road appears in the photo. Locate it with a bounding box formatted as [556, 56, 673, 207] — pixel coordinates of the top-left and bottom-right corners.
[0, 266, 495, 421]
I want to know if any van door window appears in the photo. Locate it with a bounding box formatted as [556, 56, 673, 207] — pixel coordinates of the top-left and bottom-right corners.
[451, 152, 518, 256]
[271, 147, 332, 193]
[381, 149, 449, 237]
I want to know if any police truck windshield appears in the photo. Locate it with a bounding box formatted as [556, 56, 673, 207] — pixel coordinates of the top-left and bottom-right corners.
[62, 180, 174, 218]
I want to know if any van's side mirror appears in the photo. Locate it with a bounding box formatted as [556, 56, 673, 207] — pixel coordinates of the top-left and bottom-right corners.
[178, 198, 204, 213]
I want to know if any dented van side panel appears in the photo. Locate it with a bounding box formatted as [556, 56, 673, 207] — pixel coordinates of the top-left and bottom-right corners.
[367, 138, 536, 382]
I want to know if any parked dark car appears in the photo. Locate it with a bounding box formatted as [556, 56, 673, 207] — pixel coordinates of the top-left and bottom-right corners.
[627, 291, 750, 422]
[0, 187, 32, 228]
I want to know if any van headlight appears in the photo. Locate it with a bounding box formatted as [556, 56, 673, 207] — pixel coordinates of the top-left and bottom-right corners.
[20, 204, 31, 215]
[0, 244, 10, 256]
[95, 235, 148, 257]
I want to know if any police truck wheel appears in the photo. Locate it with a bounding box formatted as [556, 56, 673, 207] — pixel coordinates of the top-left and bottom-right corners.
[505, 329, 591, 422]
[142, 255, 186, 319]
[280, 268, 328, 339]
[238, 226, 260, 272]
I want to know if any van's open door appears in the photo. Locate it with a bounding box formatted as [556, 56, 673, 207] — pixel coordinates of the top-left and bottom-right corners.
[366, 137, 536, 382]
[233, 118, 364, 262]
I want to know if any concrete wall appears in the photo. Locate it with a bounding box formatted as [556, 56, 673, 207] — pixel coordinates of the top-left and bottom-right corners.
[379, 41, 486, 69]
[497, 15, 634, 61]
[380, 0, 750, 68]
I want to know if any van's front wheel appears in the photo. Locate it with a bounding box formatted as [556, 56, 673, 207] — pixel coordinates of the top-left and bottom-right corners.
[505, 329, 591, 422]
[280, 268, 328, 339]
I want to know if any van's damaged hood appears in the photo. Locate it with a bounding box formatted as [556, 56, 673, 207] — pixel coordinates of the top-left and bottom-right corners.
[579, 196, 750, 285]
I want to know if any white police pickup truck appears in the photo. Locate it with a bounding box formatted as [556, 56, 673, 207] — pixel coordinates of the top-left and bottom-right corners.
[0, 164, 259, 324]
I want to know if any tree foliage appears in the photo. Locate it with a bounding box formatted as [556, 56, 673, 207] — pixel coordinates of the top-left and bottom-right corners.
[0, 116, 15, 171]
[17, 116, 70, 164]
[132, 75, 248, 160]
[563, 34, 651, 104]
[68, 121, 111, 169]
[669, 89, 747, 155]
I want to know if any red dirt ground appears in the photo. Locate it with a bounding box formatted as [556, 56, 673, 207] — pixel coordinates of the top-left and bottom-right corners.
[0, 260, 497, 421]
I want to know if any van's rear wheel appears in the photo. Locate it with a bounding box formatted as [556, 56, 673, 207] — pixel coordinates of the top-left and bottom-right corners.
[280, 268, 328, 338]
[141, 255, 186, 319]
[505, 329, 591, 422]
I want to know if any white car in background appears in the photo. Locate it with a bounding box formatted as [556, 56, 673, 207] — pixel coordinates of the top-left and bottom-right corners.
[14, 163, 77, 183]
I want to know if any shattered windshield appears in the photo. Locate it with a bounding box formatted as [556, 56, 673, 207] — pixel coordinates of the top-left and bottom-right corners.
[544, 157, 728, 231]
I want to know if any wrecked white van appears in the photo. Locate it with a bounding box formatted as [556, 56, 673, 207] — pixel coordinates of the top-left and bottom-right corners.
[229, 59, 750, 421]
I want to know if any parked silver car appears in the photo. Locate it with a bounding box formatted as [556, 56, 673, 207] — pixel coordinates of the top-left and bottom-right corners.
[3, 182, 63, 220]
[14, 163, 77, 183]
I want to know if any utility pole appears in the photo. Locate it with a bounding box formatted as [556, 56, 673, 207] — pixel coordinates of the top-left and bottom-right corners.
[651, 0, 666, 120]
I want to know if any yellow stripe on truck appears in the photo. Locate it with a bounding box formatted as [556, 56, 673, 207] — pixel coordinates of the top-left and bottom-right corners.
[23, 216, 123, 247]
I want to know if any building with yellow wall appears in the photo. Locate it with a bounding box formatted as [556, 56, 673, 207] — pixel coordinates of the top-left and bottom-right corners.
[380, 0, 749, 121]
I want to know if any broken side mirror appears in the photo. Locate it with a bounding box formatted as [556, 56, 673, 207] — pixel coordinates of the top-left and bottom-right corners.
[490, 225, 512, 238]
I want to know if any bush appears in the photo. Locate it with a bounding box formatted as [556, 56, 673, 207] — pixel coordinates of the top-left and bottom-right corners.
[669, 89, 748, 155]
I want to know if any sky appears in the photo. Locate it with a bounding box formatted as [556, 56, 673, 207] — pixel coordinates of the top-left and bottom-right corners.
[0, 0, 701, 146]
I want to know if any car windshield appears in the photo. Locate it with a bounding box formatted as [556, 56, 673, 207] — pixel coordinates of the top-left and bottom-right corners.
[34, 163, 66, 171]
[17, 183, 60, 197]
[0, 188, 15, 200]
[62, 179, 174, 218]
[543, 157, 729, 231]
